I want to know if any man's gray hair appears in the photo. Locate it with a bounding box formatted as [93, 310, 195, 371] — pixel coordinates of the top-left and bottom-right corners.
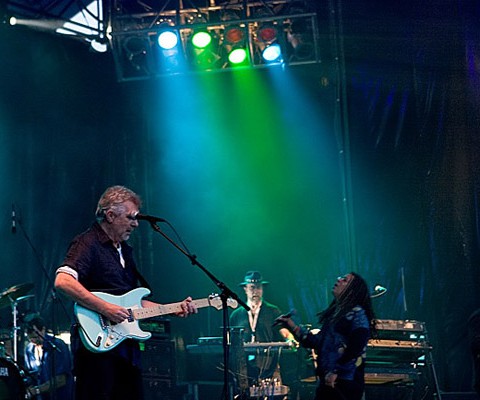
[95, 185, 142, 221]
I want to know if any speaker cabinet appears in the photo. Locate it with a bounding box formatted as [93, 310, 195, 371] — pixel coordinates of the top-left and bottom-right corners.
[141, 339, 176, 379]
[141, 339, 178, 400]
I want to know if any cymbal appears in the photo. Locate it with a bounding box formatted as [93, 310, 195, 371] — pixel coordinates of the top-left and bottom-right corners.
[16, 294, 35, 303]
[0, 283, 34, 309]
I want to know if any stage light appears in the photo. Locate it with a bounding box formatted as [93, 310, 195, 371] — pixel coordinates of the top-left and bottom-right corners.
[188, 29, 221, 69]
[262, 43, 282, 62]
[258, 26, 277, 43]
[255, 23, 284, 64]
[223, 25, 249, 66]
[90, 38, 108, 53]
[228, 48, 247, 64]
[124, 37, 148, 68]
[224, 26, 245, 45]
[9, 16, 17, 26]
[286, 17, 316, 61]
[157, 30, 178, 50]
[154, 29, 185, 74]
[287, 31, 313, 60]
[191, 31, 212, 49]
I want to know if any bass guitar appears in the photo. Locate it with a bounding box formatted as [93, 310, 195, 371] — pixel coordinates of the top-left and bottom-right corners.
[74, 287, 238, 353]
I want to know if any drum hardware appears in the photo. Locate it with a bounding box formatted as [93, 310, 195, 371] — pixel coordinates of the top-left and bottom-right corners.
[249, 378, 289, 398]
[16, 295, 35, 304]
[0, 283, 34, 310]
[0, 283, 34, 363]
[0, 357, 27, 399]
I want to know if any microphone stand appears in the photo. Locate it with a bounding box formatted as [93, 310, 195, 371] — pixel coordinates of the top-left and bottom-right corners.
[146, 221, 249, 400]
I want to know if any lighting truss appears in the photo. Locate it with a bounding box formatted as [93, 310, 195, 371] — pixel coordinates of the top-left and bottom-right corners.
[5, 0, 321, 82]
[110, 0, 320, 81]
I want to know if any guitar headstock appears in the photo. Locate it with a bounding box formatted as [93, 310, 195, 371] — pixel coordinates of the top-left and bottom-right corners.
[208, 294, 239, 310]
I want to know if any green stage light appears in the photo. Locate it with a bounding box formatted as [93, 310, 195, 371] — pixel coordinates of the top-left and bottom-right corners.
[189, 30, 221, 69]
[192, 31, 212, 49]
[228, 48, 247, 64]
[223, 26, 248, 66]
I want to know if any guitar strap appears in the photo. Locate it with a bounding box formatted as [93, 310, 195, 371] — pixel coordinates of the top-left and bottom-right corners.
[132, 267, 153, 295]
[117, 242, 152, 294]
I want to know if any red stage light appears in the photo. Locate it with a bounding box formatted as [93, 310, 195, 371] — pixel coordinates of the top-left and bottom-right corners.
[259, 27, 277, 43]
[225, 27, 245, 44]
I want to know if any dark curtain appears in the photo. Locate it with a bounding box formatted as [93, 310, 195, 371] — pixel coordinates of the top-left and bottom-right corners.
[342, 0, 480, 391]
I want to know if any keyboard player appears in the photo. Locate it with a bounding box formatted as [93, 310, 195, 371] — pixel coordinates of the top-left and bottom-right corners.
[229, 271, 296, 386]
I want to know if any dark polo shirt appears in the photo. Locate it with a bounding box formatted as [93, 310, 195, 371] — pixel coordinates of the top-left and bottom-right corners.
[61, 221, 144, 366]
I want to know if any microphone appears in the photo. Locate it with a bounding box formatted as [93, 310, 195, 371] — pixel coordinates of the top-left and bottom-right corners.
[11, 204, 16, 234]
[135, 213, 166, 223]
[273, 309, 296, 327]
[32, 326, 61, 352]
[371, 284, 387, 298]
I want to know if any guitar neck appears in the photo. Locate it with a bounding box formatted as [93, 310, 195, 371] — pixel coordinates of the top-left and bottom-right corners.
[132, 298, 211, 320]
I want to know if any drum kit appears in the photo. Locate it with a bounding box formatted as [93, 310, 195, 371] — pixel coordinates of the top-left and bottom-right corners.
[0, 282, 34, 400]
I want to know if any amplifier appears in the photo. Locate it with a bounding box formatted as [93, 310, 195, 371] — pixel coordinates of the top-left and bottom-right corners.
[143, 377, 174, 400]
[139, 317, 171, 339]
[143, 377, 189, 400]
[141, 339, 176, 379]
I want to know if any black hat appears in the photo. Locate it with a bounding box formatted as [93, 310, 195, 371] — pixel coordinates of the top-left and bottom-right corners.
[239, 271, 269, 286]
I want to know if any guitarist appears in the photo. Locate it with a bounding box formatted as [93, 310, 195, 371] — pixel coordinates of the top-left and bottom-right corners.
[54, 185, 197, 400]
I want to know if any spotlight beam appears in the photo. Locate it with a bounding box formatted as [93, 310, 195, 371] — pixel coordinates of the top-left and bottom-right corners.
[7, 0, 105, 39]
[9, 17, 102, 39]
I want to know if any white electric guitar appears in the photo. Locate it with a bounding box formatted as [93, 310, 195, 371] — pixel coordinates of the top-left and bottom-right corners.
[74, 287, 238, 353]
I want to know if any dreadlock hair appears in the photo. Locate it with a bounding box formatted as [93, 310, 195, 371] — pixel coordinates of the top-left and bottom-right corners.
[318, 272, 377, 337]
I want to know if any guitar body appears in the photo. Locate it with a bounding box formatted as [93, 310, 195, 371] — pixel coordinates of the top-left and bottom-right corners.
[75, 287, 152, 353]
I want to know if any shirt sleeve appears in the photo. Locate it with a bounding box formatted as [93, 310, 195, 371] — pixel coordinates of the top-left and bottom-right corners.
[56, 265, 79, 280]
[337, 327, 369, 365]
